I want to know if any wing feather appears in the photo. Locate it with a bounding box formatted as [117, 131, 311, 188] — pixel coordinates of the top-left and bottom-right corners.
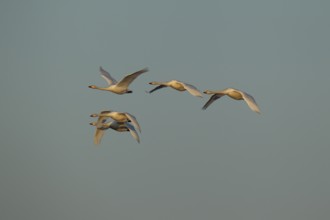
[94, 128, 105, 145]
[181, 82, 203, 97]
[99, 66, 117, 85]
[116, 68, 148, 88]
[202, 94, 224, 110]
[146, 85, 167, 93]
[241, 91, 261, 114]
[124, 113, 141, 133]
[125, 122, 140, 143]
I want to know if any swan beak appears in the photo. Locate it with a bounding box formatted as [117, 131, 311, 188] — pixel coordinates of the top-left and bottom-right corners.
[90, 114, 98, 117]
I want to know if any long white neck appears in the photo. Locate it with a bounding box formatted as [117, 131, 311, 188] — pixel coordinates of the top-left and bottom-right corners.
[150, 81, 165, 85]
[92, 86, 110, 91]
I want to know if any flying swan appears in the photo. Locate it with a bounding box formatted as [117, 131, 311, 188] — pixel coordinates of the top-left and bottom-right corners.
[90, 110, 141, 133]
[89, 66, 148, 94]
[202, 88, 260, 114]
[147, 80, 203, 97]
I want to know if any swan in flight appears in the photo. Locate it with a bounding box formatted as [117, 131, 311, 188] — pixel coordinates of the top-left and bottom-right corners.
[90, 110, 141, 133]
[202, 88, 260, 114]
[147, 80, 203, 97]
[90, 120, 140, 144]
[89, 67, 148, 94]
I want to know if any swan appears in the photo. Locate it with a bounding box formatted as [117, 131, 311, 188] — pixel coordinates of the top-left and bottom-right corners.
[90, 110, 141, 133]
[89, 66, 149, 94]
[147, 80, 203, 97]
[90, 120, 140, 144]
[202, 88, 260, 114]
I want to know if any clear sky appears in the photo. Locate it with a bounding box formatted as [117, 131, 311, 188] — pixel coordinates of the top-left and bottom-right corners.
[1, 0, 330, 219]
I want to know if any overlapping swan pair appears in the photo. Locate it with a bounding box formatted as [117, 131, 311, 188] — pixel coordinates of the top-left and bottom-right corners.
[89, 67, 261, 144]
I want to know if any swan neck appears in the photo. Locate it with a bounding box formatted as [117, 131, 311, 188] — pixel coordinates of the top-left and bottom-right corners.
[95, 86, 109, 91]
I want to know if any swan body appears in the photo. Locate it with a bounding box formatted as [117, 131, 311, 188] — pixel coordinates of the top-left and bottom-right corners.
[203, 88, 260, 114]
[89, 67, 148, 94]
[90, 120, 140, 144]
[147, 80, 203, 97]
[90, 110, 141, 133]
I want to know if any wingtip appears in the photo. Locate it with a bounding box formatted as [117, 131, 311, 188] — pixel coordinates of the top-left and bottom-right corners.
[253, 107, 261, 114]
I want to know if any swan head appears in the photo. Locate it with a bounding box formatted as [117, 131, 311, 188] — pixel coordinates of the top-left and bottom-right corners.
[149, 82, 157, 85]
[89, 122, 96, 126]
[203, 90, 213, 94]
[88, 85, 97, 89]
[90, 114, 98, 117]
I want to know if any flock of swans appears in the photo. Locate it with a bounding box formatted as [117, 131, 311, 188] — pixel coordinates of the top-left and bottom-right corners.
[89, 67, 261, 145]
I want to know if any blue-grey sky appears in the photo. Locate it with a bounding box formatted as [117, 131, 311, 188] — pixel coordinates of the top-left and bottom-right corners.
[1, 0, 330, 219]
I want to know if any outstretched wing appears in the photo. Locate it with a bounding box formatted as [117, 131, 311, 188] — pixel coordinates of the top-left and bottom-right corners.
[94, 128, 105, 145]
[146, 85, 167, 94]
[124, 112, 141, 133]
[181, 82, 203, 97]
[99, 66, 117, 85]
[125, 122, 140, 143]
[116, 68, 148, 88]
[241, 91, 261, 114]
[202, 94, 224, 110]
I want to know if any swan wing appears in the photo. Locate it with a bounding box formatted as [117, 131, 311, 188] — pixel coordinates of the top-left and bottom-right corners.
[94, 128, 105, 145]
[202, 94, 224, 110]
[124, 113, 141, 133]
[125, 122, 140, 143]
[241, 91, 261, 114]
[108, 121, 127, 131]
[181, 82, 203, 97]
[116, 68, 148, 88]
[146, 85, 167, 93]
[99, 66, 117, 85]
